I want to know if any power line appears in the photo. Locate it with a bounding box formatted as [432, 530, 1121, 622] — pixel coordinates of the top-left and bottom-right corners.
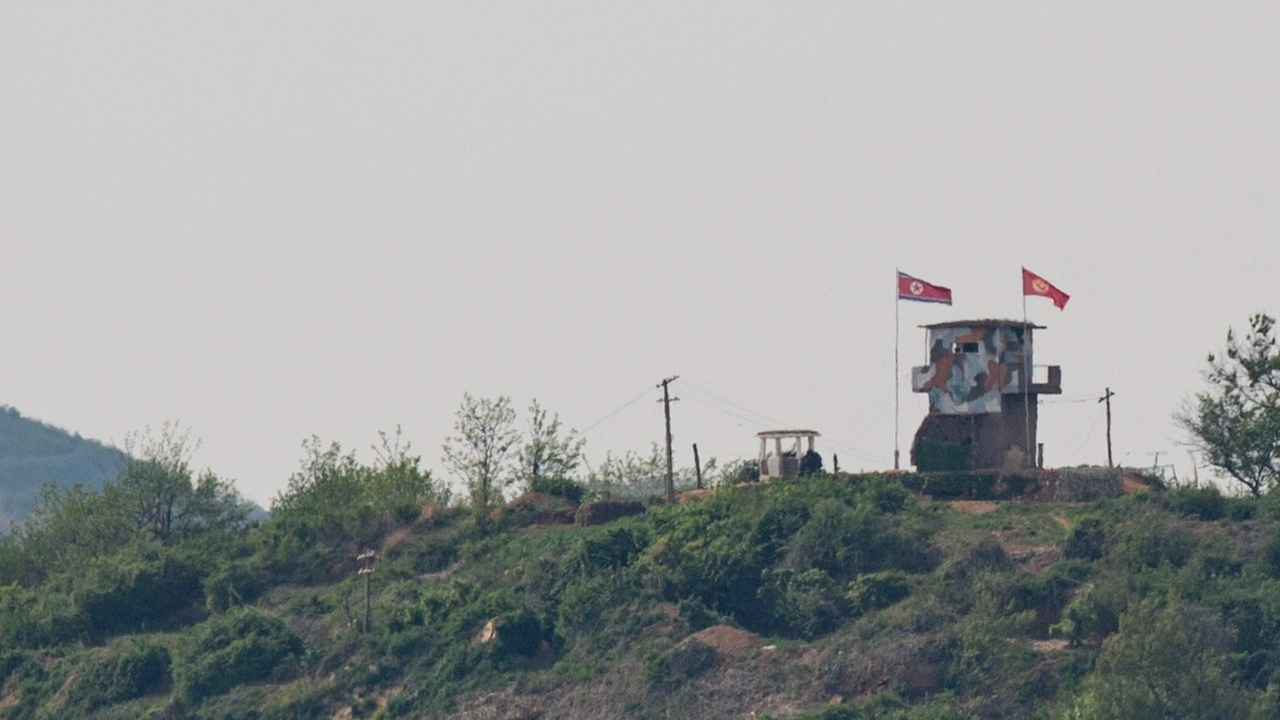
[680, 393, 763, 427]
[581, 386, 656, 434]
[681, 380, 791, 428]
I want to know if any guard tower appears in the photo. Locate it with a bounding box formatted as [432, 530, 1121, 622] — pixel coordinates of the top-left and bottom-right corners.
[757, 430, 821, 481]
[910, 320, 1061, 471]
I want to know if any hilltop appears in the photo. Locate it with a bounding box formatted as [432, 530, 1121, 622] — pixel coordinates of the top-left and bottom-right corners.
[1, 453, 1278, 719]
[0, 407, 125, 527]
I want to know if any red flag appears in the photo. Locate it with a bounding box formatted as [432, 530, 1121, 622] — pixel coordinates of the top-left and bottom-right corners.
[897, 271, 952, 305]
[1022, 268, 1069, 310]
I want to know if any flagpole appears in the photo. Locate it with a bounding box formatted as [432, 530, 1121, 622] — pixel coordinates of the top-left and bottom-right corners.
[1022, 276, 1032, 461]
[894, 270, 901, 470]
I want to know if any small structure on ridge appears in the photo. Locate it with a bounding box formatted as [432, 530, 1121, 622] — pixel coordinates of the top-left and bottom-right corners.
[910, 320, 1061, 471]
[757, 430, 822, 481]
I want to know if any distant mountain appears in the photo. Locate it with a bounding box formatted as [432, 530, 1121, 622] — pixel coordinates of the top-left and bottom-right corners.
[0, 406, 126, 528]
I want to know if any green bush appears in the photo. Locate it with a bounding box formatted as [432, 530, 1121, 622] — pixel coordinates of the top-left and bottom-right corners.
[75, 543, 203, 636]
[1064, 518, 1106, 561]
[179, 607, 304, 702]
[260, 678, 329, 720]
[528, 475, 585, 504]
[764, 568, 848, 639]
[66, 639, 171, 713]
[1166, 485, 1226, 521]
[491, 606, 543, 662]
[0, 584, 86, 648]
[848, 570, 912, 614]
[1114, 513, 1195, 570]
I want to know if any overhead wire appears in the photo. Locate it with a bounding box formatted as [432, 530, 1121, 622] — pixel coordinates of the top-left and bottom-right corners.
[580, 385, 656, 434]
[680, 380, 791, 428]
[684, 379, 885, 467]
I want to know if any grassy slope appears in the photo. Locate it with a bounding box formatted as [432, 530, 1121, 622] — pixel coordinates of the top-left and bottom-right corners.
[5, 474, 1278, 719]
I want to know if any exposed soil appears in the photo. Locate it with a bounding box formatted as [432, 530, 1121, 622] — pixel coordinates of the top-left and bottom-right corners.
[948, 500, 999, 514]
[692, 625, 762, 660]
[1120, 473, 1153, 493]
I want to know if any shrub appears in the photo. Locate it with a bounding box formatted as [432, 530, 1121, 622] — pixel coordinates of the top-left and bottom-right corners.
[0, 584, 86, 648]
[1114, 513, 1195, 570]
[179, 608, 304, 702]
[761, 568, 849, 639]
[203, 556, 271, 613]
[848, 570, 912, 614]
[642, 637, 717, 685]
[528, 475, 585, 504]
[66, 639, 171, 713]
[1166, 485, 1226, 521]
[75, 543, 203, 636]
[1064, 518, 1106, 561]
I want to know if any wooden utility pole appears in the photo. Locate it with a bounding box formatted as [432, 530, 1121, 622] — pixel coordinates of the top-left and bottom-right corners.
[356, 549, 376, 634]
[1099, 388, 1115, 468]
[692, 443, 703, 490]
[657, 376, 679, 502]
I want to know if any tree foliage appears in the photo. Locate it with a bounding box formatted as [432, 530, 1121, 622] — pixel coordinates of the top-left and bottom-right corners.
[442, 394, 520, 509]
[513, 399, 585, 489]
[268, 432, 444, 571]
[113, 423, 250, 543]
[9, 423, 251, 586]
[1068, 600, 1249, 719]
[1179, 313, 1280, 496]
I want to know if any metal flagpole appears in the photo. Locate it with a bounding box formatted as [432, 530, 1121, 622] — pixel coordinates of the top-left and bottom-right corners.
[1023, 288, 1032, 459]
[894, 270, 901, 470]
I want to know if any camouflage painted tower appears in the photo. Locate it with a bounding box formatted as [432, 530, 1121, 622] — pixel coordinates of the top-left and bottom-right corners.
[910, 320, 1062, 471]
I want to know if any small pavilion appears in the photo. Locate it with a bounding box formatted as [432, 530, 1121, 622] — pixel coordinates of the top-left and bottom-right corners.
[757, 429, 821, 481]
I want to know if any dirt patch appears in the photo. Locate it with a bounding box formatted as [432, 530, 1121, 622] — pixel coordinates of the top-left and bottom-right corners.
[1120, 473, 1153, 493]
[948, 500, 999, 514]
[678, 489, 714, 504]
[381, 528, 411, 554]
[1031, 639, 1070, 653]
[1050, 513, 1071, 530]
[1000, 542, 1061, 573]
[692, 625, 762, 660]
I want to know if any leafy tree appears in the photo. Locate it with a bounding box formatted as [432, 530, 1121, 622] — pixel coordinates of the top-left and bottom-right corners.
[1067, 600, 1249, 719]
[15, 482, 132, 580]
[10, 425, 250, 585]
[512, 399, 585, 489]
[269, 437, 372, 557]
[370, 425, 449, 517]
[442, 394, 519, 509]
[1178, 313, 1280, 496]
[106, 423, 250, 545]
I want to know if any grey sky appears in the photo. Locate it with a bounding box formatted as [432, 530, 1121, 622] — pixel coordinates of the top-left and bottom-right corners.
[3, 3, 1277, 504]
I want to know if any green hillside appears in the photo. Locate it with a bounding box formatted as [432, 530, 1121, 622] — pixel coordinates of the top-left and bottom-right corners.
[2, 447, 1280, 719]
[0, 407, 125, 527]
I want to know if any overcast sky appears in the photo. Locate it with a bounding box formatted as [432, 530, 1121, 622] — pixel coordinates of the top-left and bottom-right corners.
[3, 3, 1277, 505]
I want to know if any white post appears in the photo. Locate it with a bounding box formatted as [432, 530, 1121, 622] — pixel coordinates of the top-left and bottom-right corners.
[894, 272, 901, 470]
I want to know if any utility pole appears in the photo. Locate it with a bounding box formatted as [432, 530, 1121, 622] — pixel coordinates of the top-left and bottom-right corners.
[357, 549, 376, 634]
[1099, 388, 1115, 468]
[692, 443, 703, 490]
[657, 376, 679, 503]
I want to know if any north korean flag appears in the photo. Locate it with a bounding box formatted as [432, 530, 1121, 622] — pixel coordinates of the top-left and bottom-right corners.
[897, 271, 953, 305]
[1022, 268, 1070, 310]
